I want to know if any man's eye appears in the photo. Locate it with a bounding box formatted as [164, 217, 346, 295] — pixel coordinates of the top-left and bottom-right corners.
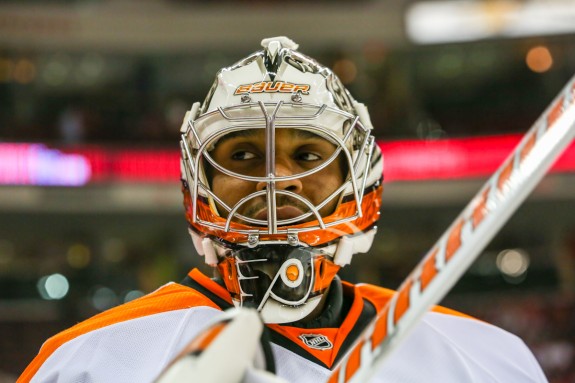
[231, 151, 257, 160]
[297, 152, 321, 161]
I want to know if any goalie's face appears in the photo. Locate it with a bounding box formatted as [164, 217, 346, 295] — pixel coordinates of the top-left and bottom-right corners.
[209, 128, 345, 225]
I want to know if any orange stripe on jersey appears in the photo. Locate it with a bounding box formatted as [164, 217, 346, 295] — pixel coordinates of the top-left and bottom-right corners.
[161, 321, 227, 374]
[358, 284, 475, 317]
[184, 322, 226, 354]
[18, 281, 221, 383]
[429, 303, 475, 319]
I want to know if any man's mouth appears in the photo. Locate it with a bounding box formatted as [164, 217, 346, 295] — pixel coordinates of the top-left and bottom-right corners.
[254, 206, 307, 221]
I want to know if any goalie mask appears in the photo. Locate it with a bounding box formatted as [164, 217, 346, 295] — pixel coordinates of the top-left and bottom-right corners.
[180, 37, 383, 324]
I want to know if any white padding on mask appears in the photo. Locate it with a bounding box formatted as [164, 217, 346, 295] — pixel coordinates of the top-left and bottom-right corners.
[333, 228, 377, 266]
[180, 102, 200, 134]
[202, 238, 218, 267]
[352, 99, 374, 131]
[189, 229, 205, 256]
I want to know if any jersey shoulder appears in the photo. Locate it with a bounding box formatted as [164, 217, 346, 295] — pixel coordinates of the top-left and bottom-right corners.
[18, 276, 221, 383]
[378, 310, 548, 382]
[354, 283, 546, 382]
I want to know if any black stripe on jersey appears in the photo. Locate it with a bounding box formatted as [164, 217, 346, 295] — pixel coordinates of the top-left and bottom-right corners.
[267, 297, 377, 370]
[180, 275, 233, 310]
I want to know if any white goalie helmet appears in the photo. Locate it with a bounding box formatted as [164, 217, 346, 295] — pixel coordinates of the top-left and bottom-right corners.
[180, 37, 383, 324]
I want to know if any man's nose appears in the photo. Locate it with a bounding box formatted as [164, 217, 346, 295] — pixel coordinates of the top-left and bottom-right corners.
[255, 158, 303, 193]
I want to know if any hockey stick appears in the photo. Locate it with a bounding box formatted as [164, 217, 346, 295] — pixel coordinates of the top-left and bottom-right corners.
[328, 75, 575, 383]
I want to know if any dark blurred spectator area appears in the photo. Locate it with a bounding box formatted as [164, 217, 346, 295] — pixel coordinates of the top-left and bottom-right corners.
[2, 35, 575, 144]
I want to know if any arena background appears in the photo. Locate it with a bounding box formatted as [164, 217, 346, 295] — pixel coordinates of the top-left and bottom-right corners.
[0, 0, 574, 381]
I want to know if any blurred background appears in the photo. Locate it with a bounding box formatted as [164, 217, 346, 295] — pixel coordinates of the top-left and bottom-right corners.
[1, 0, 575, 381]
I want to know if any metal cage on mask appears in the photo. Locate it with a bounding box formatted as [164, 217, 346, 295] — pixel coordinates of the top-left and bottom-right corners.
[180, 100, 376, 250]
[181, 99, 378, 321]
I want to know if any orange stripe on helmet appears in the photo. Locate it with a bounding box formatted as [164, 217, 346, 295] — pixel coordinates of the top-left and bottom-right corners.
[312, 257, 340, 293]
[217, 257, 241, 296]
[183, 184, 383, 248]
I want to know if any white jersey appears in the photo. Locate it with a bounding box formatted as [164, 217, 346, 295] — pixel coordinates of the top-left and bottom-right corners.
[19, 269, 547, 383]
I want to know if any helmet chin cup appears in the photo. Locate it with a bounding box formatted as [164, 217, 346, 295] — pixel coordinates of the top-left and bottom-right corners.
[212, 243, 340, 324]
[234, 246, 316, 305]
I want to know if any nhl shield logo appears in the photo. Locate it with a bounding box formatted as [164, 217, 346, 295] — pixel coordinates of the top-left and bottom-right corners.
[298, 334, 333, 350]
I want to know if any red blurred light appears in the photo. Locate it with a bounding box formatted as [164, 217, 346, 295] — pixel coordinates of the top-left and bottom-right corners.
[1, 135, 575, 186]
[379, 134, 575, 182]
